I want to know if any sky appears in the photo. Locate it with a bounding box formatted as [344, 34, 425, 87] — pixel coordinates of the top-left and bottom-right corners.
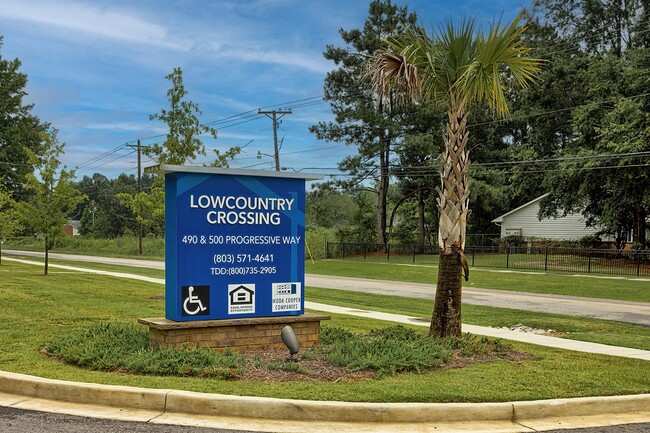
[0, 0, 530, 181]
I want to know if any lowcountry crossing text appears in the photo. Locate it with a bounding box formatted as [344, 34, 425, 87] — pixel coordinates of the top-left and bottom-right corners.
[189, 194, 295, 226]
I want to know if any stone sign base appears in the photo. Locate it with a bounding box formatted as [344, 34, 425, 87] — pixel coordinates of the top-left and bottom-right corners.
[138, 313, 330, 352]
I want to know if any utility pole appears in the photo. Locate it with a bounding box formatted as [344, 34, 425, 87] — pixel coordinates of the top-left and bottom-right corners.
[126, 139, 144, 255]
[258, 109, 291, 171]
[136, 139, 142, 255]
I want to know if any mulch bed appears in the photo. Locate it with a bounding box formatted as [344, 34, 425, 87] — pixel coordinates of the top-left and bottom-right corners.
[233, 347, 536, 382]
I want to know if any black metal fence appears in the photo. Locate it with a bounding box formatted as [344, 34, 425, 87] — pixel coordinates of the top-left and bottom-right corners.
[325, 242, 650, 277]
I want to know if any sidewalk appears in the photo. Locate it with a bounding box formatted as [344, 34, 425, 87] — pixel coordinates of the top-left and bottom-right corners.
[305, 302, 650, 360]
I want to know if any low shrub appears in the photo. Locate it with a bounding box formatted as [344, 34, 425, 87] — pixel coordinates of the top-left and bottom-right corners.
[45, 323, 516, 380]
[45, 322, 245, 378]
[320, 325, 511, 376]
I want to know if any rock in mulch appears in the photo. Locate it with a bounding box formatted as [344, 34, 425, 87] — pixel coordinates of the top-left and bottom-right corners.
[501, 323, 557, 335]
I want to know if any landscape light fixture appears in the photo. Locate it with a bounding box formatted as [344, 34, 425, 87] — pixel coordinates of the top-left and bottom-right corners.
[280, 325, 299, 362]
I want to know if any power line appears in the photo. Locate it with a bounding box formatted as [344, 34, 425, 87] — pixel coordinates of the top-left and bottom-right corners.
[75, 142, 131, 170]
[76, 150, 137, 175]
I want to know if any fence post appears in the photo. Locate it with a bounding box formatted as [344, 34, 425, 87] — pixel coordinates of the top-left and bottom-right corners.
[472, 248, 475, 267]
[506, 247, 510, 269]
[325, 241, 329, 259]
[387, 245, 391, 262]
[587, 252, 591, 273]
[412, 244, 416, 264]
[545, 247, 549, 272]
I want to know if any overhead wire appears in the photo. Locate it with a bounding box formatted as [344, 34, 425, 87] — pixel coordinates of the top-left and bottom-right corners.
[69, 14, 650, 175]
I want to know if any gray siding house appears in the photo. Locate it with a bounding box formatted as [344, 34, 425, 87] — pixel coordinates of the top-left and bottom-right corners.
[491, 194, 600, 240]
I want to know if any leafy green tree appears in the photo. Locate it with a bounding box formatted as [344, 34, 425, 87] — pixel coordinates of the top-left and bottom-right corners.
[366, 16, 540, 337]
[335, 190, 378, 244]
[533, 0, 650, 56]
[310, 0, 421, 248]
[77, 173, 139, 238]
[146, 67, 240, 166]
[306, 187, 356, 229]
[116, 177, 165, 240]
[0, 186, 21, 264]
[524, 1, 650, 248]
[540, 50, 650, 247]
[15, 130, 85, 275]
[391, 131, 440, 248]
[0, 36, 48, 200]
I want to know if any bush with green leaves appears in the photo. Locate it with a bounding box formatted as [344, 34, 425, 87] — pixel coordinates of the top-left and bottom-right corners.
[45, 322, 244, 379]
[45, 323, 514, 380]
[320, 325, 510, 376]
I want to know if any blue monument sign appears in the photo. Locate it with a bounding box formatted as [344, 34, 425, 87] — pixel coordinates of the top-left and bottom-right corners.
[151, 165, 320, 322]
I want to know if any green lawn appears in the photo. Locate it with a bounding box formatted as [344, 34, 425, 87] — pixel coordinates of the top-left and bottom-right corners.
[307, 287, 650, 351]
[9, 256, 650, 350]
[0, 260, 649, 403]
[307, 259, 650, 302]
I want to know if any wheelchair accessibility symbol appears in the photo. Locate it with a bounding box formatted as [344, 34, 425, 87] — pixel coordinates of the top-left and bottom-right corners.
[181, 285, 210, 316]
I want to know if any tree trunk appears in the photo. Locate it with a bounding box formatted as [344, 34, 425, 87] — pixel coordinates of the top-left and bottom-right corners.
[430, 245, 463, 337]
[634, 207, 647, 247]
[430, 96, 470, 338]
[417, 190, 425, 253]
[377, 134, 389, 249]
[44, 235, 49, 276]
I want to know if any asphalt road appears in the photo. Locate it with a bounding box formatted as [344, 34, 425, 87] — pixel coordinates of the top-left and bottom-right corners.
[0, 405, 253, 433]
[6, 250, 650, 326]
[305, 274, 650, 326]
[0, 406, 648, 433]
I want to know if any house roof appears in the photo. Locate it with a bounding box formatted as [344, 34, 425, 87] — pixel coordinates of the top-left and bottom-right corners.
[66, 220, 81, 229]
[491, 194, 549, 224]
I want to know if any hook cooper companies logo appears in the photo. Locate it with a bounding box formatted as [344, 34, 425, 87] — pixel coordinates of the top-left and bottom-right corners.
[181, 285, 210, 316]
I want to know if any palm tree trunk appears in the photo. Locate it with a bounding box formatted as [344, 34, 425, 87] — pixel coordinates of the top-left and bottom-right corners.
[430, 96, 470, 338]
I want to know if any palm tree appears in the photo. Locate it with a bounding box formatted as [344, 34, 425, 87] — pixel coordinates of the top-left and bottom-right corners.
[365, 15, 541, 337]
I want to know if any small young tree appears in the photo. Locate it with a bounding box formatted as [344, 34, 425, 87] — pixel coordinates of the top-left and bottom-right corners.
[0, 187, 21, 264]
[146, 67, 240, 166]
[15, 129, 85, 275]
[116, 177, 165, 247]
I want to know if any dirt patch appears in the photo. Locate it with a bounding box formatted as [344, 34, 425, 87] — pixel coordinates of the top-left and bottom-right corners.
[233, 347, 536, 382]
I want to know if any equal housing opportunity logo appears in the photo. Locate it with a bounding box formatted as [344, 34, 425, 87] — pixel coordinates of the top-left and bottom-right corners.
[228, 284, 256, 314]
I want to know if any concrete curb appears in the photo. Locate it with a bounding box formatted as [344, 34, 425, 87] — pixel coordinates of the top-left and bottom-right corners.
[1, 370, 648, 428]
[0, 371, 167, 412]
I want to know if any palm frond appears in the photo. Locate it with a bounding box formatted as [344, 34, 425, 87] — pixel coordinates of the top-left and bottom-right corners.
[363, 14, 542, 117]
[458, 14, 542, 116]
[364, 49, 419, 111]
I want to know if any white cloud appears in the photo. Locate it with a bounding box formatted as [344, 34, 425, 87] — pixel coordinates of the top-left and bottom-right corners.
[1, 0, 332, 74]
[86, 122, 166, 133]
[217, 132, 267, 140]
[218, 47, 330, 74]
[0, 0, 191, 51]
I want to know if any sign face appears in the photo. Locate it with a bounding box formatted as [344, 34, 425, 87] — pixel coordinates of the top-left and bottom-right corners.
[165, 171, 306, 321]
